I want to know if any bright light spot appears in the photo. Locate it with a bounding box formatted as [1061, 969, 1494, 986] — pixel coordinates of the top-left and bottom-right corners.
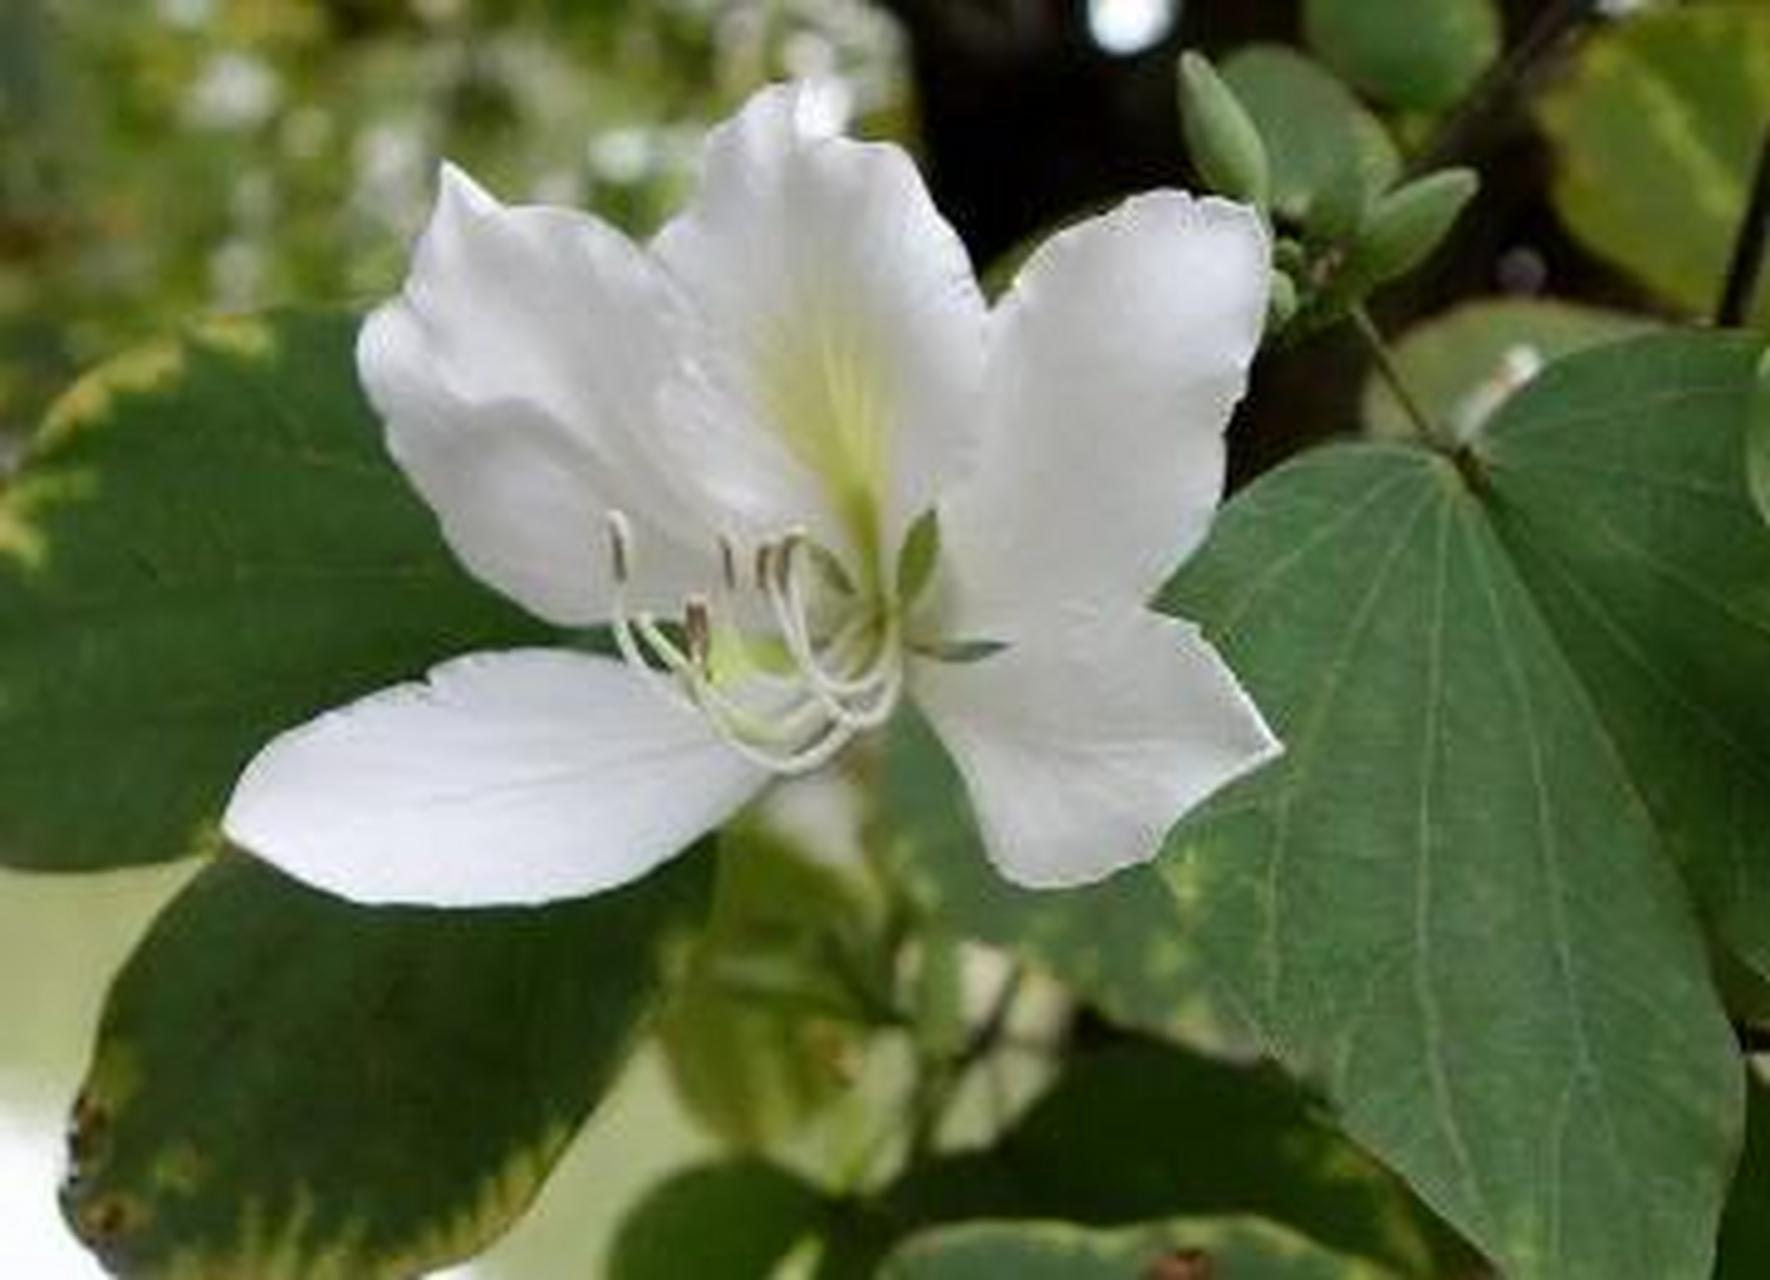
[793, 77, 856, 138]
[1087, 0, 1179, 56]
[0, 1109, 103, 1277]
[155, 0, 213, 29]
[183, 52, 283, 131]
[587, 128, 653, 185]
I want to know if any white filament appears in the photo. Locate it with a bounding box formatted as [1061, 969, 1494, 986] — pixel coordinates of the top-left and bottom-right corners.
[605, 511, 903, 775]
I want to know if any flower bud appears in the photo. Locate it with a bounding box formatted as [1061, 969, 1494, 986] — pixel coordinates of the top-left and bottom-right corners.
[1338, 168, 1479, 297]
[1303, 156, 1369, 245]
[1178, 52, 1271, 211]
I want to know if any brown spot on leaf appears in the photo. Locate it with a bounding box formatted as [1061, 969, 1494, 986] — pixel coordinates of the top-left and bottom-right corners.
[1144, 1248, 1214, 1280]
[71, 1193, 140, 1246]
[67, 1091, 110, 1169]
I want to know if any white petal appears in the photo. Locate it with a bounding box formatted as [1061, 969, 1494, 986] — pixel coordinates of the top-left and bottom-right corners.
[938, 193, 1269, 639]
[911, 609, 1280, 889]
[360, 165, 722, 626]
[223, 650, 768, 906]
[653, 83, 987, 567]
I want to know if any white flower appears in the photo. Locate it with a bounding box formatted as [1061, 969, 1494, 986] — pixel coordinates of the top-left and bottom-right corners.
[222, 84, 1281, 907]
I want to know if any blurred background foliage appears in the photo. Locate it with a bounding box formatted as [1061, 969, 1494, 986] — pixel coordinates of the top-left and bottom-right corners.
[0, 0, 908, 443]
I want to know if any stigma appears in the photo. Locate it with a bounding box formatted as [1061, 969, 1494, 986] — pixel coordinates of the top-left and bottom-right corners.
[605, 510, 903, 774]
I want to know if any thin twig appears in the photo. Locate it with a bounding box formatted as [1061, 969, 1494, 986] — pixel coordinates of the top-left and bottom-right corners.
[1410, 0, 1600, 177]
[1717, 124, 1770, 327]
[905, 964, 1027, 1163]
[1351, 305, 1441, 444]
[955, 965, 1027, 1074]
[1736, 1020, 1770, 1055]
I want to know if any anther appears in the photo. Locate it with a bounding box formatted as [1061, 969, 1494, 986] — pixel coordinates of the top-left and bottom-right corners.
[718, 537, 738, 591]
[755, 544, 774, 592]
[607, 510, 633, 584]
[773, 530, 805, 593]
[684, 595, 713, 672]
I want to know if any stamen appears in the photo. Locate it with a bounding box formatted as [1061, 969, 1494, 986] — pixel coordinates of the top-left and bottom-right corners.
[699, 706, 859, 775]
[606, 511, 693, 712]
[764, 539, 900, 710]
[633, 607, 827, 745]
[608, 510, 633, 584]
[718, 537, 738, 591]
[683, 595, 713, 674]
[600, 511, 904, 777]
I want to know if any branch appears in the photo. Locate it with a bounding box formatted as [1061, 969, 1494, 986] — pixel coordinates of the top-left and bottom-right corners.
[1410, 0, 1600, 177]
[1718, 124, 1770, 327]
[1734, 1020, 1770, 1055]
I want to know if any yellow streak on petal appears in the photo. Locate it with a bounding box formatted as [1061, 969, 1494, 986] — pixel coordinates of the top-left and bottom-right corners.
[759, 305, 891, 579]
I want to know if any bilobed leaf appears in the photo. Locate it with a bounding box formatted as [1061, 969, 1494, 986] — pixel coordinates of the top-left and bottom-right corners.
[881, 1218, 1399, 1280]
[609, 1158, 827, 1280]
[1220, 46, 1399, 233]
[1476, 333, 1770, 977]
[62, 850, 709, 1278]
[1303, 0, 1500, 112]
[1161, 331, 1757, 1279]
[0, 310, 549, 871]
[1534, 7, 1770, 327]
[882, 710, 1242, 1049]
[821, 1043, 1469, 1279]
[1362, 299, 1654, 440]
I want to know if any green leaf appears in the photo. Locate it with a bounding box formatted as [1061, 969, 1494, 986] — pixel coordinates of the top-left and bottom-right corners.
[656, 825, 880, 1149]
[1534, 6, 1770, 327]
[822, 1042, 1469, 1278]
[1303, 0, 1500, 112]
[61, 849, 709, 1278]
[1747, 349, 1770, 524]
[1161, 332, 1757, 1279]
[0, 310, 549, 871]
[609, 1158, 827, 1280]
[882, 1218, 1400, 1280]
[1473, 334, 1770, 976]
[882, 708, 1242, 1049]
[1220, 46, 1400, 236]
[1362, 300, 1656, 441]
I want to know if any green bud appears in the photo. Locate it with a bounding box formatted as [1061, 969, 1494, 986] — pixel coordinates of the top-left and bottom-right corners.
[1338, 167, 1479, 297]
[1302, 152, 1370, 245]
[1178, 52, 1271, 210]
[1273, 237, 1307, 275]
[1267, 269, 1299, 332]
[896, 508, 940, 604]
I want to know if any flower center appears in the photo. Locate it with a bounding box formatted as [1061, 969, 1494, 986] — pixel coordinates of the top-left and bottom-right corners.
[604, 511, 903, 775]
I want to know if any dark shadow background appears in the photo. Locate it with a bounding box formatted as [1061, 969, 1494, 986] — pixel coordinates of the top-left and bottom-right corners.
[881, 0, 1650, 481]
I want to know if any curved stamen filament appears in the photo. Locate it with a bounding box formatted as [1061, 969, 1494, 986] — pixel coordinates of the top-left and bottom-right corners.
[604, 511, 904, 774]
[761, 530, 901, 723]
